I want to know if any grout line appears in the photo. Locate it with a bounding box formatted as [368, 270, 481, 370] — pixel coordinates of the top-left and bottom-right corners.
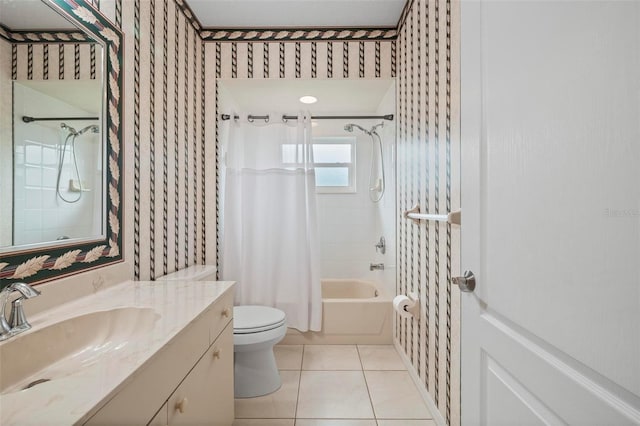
[293, 345, 305, 422]
[356, 345, 378, 421]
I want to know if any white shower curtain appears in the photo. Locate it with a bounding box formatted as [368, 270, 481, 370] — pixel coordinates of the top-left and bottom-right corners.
[221, 112, 322, 332]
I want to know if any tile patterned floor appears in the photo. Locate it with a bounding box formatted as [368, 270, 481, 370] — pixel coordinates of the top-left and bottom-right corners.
[233, 345, 435, 426]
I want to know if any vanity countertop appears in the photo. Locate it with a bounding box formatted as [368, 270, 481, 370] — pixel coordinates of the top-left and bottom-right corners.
[0, 279, 235, 425]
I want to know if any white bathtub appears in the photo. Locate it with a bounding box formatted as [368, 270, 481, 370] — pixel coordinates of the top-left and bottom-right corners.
[281, 279, 393, 345]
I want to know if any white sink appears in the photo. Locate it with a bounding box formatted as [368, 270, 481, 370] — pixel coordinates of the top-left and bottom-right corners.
[0, 307, 159, 395]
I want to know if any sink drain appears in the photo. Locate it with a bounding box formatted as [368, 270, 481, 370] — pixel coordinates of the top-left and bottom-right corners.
[23, 378, 51, 390]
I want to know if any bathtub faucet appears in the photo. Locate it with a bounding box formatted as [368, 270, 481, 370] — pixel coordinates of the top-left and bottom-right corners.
[369, 263, 385, 271]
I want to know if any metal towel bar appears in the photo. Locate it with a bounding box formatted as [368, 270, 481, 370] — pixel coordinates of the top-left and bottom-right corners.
[404, 204, 461, 225]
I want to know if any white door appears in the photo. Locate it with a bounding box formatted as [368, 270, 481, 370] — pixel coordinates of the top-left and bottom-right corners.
[460, 1, 640, 424]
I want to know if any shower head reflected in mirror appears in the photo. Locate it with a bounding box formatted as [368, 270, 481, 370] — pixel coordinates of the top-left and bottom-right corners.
[78, 124, 99, 135]
[60, 123, 99, 136]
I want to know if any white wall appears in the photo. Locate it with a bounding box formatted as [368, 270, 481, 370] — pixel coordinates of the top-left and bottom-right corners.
[13, 82, 102, 246]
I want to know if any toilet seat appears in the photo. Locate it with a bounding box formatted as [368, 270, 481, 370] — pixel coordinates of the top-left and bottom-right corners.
[233, 306, 286, 334]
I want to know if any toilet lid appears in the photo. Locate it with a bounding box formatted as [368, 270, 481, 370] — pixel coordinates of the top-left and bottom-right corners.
[234, 305, 286, 334]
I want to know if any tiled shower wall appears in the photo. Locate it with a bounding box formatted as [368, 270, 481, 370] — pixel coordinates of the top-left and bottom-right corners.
[206, 38, 397, 278]
[395, 0, 461, 425]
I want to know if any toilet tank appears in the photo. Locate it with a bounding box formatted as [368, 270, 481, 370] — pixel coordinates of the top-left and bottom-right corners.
[155, 265, 217, 281]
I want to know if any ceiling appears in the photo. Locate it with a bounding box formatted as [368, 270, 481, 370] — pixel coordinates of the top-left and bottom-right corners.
[17, 80, 102, 114]
[219, 79, 395, 115]
[0, 0, 76, 31]
[0, 0, 406, 31]
[186, 0, 407, 28]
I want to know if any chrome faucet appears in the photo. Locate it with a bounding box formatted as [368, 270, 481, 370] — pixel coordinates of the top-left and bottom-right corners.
[370, 263, 385, 271]
[375, 236, 386, 254]
[0, 282, 41, 341]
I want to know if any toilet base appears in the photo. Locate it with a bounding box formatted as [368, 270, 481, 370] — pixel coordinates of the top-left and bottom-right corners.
[234, 348, 282, 398]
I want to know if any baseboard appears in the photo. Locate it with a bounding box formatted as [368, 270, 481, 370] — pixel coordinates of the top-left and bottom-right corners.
[394, 340, 447, 426]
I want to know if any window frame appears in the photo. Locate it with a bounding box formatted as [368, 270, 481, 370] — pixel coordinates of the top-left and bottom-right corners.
[311, 136, 357, 194]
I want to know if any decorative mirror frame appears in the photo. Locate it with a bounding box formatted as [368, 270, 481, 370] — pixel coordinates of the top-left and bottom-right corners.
[0, 0, 123, 286]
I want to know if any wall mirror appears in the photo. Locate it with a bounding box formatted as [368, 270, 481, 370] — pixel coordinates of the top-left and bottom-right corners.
[0, 0, 122, 286]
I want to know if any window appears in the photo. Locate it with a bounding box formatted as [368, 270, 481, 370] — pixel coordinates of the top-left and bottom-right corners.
[281, 136, 356, 193]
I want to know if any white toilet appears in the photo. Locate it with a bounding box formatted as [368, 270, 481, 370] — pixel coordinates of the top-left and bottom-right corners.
[155, 265, 287, 399]
[233, 305, 287, 398]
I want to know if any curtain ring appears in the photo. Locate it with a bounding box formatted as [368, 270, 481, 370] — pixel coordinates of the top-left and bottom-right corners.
[248, 115, 254, 123]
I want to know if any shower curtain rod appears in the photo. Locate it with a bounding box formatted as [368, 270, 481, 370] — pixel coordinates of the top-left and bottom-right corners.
[22, 115, 99, 123]
[220, 113, 394, 121]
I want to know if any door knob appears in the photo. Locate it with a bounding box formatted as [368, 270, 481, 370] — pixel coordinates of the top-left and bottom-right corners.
[452, 271, 476, 293]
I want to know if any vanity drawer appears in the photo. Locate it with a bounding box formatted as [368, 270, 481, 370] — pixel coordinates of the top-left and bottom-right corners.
[167, 323, 234, 425]
[208, 289, 234, 344]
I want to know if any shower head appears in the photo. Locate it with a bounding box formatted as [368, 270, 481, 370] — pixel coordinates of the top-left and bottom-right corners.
[61, 123, 99, 136]
[77, 124, 99, 135]
[344, 123, 370, 135]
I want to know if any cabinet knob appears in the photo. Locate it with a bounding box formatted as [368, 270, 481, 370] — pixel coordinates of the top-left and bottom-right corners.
[175, 397, 188, 414]
[212, 348, 221, 359]
[221, 307, 230, 318]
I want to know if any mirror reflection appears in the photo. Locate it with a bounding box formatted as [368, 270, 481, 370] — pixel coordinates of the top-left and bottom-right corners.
[0, 0, 104, 252]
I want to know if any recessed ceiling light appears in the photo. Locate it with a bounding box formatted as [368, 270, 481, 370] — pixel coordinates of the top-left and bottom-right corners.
[299, 95, 318, 104]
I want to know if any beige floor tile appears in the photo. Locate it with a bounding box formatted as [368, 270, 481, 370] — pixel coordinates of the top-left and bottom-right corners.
[233, 420, 295, 426]
[295, 420, 377, 426]
[364, 371, 431, 419]
[275, 345, 304, 370]
[297, 371, 374, 419]
[377, 421, 437, 426]
[302, 345, 362, 370]
[357, 345, 406, 370]
[234, 371, 300, 419]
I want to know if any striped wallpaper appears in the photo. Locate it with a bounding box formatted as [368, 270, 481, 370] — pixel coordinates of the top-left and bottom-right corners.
[10, 42, 99, 81]
[396, 0, 461, 424]
[106, 0, 209, 280]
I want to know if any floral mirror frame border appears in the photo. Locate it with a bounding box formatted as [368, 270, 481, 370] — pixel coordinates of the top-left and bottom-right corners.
[0, 0, 123, 287]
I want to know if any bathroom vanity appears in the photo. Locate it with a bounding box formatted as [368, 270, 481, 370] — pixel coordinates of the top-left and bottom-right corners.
[0, 280, 235, 425]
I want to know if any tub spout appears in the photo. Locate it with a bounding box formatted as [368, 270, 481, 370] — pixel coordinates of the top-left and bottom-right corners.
[369, 263, 385, 271]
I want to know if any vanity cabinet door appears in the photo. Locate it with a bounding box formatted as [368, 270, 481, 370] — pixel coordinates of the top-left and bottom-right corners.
[148, 403, 168, 426]
[167, 323, 234, 426]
